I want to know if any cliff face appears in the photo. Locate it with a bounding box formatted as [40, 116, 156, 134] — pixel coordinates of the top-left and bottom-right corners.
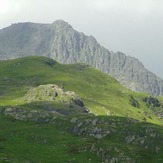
[0, 20, 163, 95]
[109, 52, 163, 95]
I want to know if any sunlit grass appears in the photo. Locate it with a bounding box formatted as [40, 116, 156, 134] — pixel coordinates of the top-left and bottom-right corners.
[0, 56, 162, 125]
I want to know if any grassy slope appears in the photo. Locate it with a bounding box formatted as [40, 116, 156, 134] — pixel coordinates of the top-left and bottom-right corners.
[0, 56, 163, 162]
[0, 114, 162, 163]
[0, 56, 162, 124]
[0, 115, 100, 162]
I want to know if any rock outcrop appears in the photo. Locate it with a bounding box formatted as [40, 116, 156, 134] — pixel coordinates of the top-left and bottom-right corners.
[24, 84, 84, 106]
[52, 116, 163, 163]
[0, 20, 163, 95]
[0, 105, 162, 162]
[0, 84, 88, 118]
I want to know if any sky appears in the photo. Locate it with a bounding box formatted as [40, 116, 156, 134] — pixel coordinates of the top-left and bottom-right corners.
[0, 0, 163, 78]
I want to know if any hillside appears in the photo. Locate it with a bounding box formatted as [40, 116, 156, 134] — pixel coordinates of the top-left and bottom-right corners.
[0, 114, 163, 163]
[0, 56, 163, 162]
[0, 20, 163, 95]
[0, 56, 162, 124]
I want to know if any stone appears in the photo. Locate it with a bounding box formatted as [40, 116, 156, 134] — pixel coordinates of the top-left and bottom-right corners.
[95, 134, 103, 139]
[70, 117, 78, 123]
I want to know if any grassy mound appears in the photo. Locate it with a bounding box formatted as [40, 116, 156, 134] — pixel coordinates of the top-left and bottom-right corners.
[0, 56, 162, 124]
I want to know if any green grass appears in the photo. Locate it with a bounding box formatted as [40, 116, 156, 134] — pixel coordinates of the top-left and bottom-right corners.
[0, 114, 162, 162]
[0, 53, 162, 162]
[0, 56, 162, 125]
[0, 115, 101, 162]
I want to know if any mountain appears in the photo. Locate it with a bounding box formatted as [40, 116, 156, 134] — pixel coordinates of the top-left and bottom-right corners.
[0, 20, 163, 95]
[0, 56, 163, 162]
[0, 56, 162, 124]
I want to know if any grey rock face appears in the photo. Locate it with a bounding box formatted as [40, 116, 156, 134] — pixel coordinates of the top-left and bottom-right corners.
[0, 20, 163, 95]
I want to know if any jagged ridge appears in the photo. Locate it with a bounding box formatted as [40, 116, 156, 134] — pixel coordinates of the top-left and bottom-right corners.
[0, 20, 163, 95]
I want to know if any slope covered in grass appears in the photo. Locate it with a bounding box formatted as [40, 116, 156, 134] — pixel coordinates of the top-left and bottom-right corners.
[0, 56, 163, 162]
[0, 114, 163, 163]
[0, 56, 162, 124]
[0, 114, 101, 162]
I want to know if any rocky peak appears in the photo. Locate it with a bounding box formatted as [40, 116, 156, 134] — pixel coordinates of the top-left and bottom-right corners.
[52, 19, 72, 30]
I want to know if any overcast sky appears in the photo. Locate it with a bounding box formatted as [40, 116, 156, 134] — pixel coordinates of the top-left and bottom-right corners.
[0, 0, 163, 78]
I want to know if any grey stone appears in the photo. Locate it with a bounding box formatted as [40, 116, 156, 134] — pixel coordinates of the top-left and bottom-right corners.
[95, 134, 103, 139]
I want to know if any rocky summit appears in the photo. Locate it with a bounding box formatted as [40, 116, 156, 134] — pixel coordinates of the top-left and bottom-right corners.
[0, 20, 163, 95]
